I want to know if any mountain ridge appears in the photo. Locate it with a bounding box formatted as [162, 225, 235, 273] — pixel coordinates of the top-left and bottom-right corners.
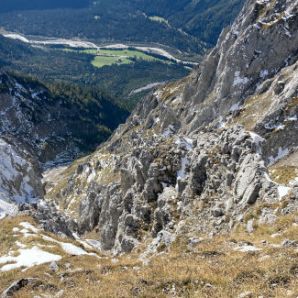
[0, 0, 297, 297]
[41, 0, 298, 253]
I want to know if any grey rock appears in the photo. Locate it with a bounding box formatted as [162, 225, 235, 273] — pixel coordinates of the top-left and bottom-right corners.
[226, 172, 234, 187]
[242, 182, 261, 205]
[1, 279, 41, 298]
[246, 219, 254, 233]
[49, 261, 59, 273]
[234, 154, 261, 203]
[189, 154, 208, 196]
[282, 239, 298, 248]
[211, 207, 225, 218]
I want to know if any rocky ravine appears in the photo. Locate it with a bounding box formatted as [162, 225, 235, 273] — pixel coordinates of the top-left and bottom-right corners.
[41, 0, 298, 254]
[0, 72, 128, 219]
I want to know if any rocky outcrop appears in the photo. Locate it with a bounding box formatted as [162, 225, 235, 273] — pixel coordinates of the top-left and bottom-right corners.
[39, 0, 298, 253]
[0, 72, 128, 165]
[0, 72, 128, 218]
[1, 278, 41, 298]
[0, 137, 43, 218]
[49, 123, 284, 252]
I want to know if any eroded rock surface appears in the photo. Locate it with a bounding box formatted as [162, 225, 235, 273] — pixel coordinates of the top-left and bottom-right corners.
[44, 0, 298, 253]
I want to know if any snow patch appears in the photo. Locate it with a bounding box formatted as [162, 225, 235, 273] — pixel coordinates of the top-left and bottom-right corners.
[85, 239, 102, 250]
[0, 200, 18, 219]
[175, 137, 193, 151]
[260, 69, 269, 79]
[268, 147, 289, 165]
[175, 136, 193, 189]
[233, 71, 249, 87]
[278, 185, 290, 199]
[130, 82, 165, 95]
[19, 222, 40, 234]
[0, 246, 61, 272]
[249, 131, 265, 153]
[87, 170, 96, 183]
[162, 125, 175, 138]
[230, 102, 242, 112]
[3, 33, 29, 43]
[234, 244, 261, 252]
[286, 115, 297, 122]
[0, 138, 40, 218]
[42, 235, 96, 256]
[15, 241, 27, 249]
[60, 243, 89, 256]
[177, 157, 189, 181]
[218, 116, 227, 128]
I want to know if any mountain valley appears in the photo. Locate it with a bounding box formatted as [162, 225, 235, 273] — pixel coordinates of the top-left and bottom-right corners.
[0, 0, 297, 297]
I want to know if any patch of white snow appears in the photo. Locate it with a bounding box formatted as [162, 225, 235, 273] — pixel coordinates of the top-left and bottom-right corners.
[277, 185, 290, 199]
[233, 71, 249, 87]
[0, 246, 61, 271]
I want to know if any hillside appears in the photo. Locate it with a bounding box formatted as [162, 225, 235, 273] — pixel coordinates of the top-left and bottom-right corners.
[0, 0, 297, 297]
[0, 0, 244, 54]
[40, 0, 298, 252]
[0, 71, 128, 163]
[0, 0, 245, 111]
[0, 35, 189, 110]
[0, 0, 89, 12]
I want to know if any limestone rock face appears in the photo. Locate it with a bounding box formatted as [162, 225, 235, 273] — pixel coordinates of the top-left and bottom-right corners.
[0, 138, 43, 218]
[0, 71, 127, 219]
[0, 72, 128, 165]
[43, 0, 298, 253]
[234, 154, 262, 203]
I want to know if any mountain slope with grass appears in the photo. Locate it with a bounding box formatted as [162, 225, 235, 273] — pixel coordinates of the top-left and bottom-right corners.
[0, 0, 297, 297]
[0, 71, 128, 218]
[45, 0, 298, 254]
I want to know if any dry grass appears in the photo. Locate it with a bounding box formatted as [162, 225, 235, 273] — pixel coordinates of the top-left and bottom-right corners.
[269, 150, 298, 185]
[233, 92, 274, 130]
[0, 209, 297, 298]
[157, 77, 188, 103]
[270, 166, 298, 184]
[287, 96, 298, 109]
[0, 215, 35, 255]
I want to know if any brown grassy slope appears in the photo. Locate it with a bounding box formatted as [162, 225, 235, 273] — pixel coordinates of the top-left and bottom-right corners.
[0, 206, 297, 298]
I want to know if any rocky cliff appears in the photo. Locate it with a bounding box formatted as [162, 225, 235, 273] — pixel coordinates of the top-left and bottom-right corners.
[0, 138, 43, 219]
[42, 0, 297, 252]
[0, 1, 297, 297]
[0, 73, 128, 165]
[44, 0, 298, 254]
[0, 72, 128, 218]
[0, 0, 295, 256]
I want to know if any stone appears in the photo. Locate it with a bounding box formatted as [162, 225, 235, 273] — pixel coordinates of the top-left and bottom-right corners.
[246, 219, 254, 233]
[211, 207, 225, 217]
[1, 279, 41, 298]
[226, 172, 234, 187]
[234, 154, 260, 202]
[189, 154, 208, 196]
[242, 182, 261, 205]
[238, 291, 253, 298]
[282, 239, 298, 248]
[49, 261, 59, 273]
